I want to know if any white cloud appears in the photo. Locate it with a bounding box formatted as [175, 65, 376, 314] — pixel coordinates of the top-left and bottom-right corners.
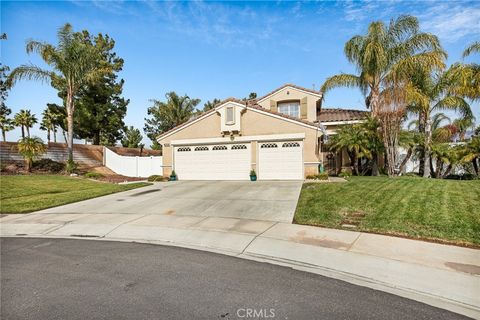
[419, 4, 480, 42]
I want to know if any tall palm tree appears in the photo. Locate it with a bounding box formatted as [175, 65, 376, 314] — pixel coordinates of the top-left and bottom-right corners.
[40, 108, 58, 143]
[321, 15, 445, 116]
[13, 109, 37, 138]
[461, 136, 480, 176]
[8, 23, 110, 163]
[17, 136, 47, 172]
[407, 67, 473, 178]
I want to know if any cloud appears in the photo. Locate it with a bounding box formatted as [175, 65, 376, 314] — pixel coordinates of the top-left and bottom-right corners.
[418, 3, 480, 42]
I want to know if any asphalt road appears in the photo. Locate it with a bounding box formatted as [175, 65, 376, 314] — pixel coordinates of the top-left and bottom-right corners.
[0, 238, 468, 320]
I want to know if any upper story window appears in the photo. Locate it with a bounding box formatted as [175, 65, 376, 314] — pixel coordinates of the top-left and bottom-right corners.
[278, 101, 300, 118]
[225, 106, 235, 125]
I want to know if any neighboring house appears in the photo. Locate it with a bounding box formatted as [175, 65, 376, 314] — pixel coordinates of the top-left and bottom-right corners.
[157, 84, 368, 180]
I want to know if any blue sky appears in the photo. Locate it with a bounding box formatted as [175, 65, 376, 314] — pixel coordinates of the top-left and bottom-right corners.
[1, 0, 479, 146]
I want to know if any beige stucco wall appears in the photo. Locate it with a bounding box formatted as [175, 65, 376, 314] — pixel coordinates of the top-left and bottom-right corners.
[158, 108, 321, 177]
[257, 87, 320, 122]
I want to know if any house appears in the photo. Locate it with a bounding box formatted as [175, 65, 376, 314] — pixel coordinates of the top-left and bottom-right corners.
[157, 84, 368, 180]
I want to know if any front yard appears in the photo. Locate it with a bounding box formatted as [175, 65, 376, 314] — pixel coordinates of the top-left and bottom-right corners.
[0, 175, 150, 213]
[294, 176, 480, 246]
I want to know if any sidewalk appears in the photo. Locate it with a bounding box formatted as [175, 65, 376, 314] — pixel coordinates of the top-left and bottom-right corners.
[1, 212, 479, 318]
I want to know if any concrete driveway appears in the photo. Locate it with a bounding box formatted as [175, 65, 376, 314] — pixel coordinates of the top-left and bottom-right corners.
[37, 180, 303, 222]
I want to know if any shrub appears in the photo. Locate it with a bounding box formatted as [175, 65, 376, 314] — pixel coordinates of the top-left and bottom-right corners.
[317, 172, 329, 180]
[65, 159, 78, 174]
[250, 169, 256, 176]
[148, 175, 164, 182]
[17, 137, 47, 172]
[84, 172, 105, 180]
[339, 171, 352, 178]
[306, 175, 317, 180]
[32, 159, 64, 173]
[170, 170, 177, 177]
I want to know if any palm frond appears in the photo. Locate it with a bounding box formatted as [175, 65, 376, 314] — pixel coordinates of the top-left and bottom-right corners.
[8, 64, 54, 86]
[462, 41, 480, 58]
[320, 74, 361, 98]
[433, 96, 473, 119]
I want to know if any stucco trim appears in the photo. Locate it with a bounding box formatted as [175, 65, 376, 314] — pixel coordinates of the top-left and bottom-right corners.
[257, 84, 323, 103]
[170, 133, 306, 146]
[322, 120, 365, 125]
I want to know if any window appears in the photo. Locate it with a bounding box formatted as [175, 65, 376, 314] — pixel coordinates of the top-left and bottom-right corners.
[177, 147, 191, 152]
[231, 144, 247, 150]
[282, 142, 300, 148]
[194, 146, 209, 151]
[260, 143, 278, 148]
[212, 145, 228, 151]
[226, 107, 235, 125]
[278, 101, 300, 118]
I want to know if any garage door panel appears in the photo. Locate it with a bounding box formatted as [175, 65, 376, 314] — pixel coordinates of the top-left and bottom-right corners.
[258, 141, 303, 180]
[174, 144, 250, 180]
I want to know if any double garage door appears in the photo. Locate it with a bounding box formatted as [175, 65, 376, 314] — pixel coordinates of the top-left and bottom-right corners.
[173, 141, 303, 180]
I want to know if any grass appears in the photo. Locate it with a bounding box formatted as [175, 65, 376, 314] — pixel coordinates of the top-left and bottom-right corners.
[294, 176, 480, 246]
[0, 175, 151, 213]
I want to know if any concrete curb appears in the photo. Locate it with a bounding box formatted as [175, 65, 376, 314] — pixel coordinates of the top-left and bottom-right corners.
[1, 233, 478, 319]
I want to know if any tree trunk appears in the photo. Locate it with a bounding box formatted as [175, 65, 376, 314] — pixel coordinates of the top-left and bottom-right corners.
[66, 90, 75, 162]
[371, 152, 379, 176]
[369, 88, 380, 117]
[2, 130, 5, 142]
[434, 157, 442, 178]
[423, 119, 432, 178]
[430, 157, 435, 178]
[398, 148, 412, 175]
[21, 126, 25, 139]
[26, 126, 30, 138]
[352, 153, 359, 176]
[47, 128, 51, 143]
[418, 113, 426, 176]
[53, 127, 57, 143]
[443, 164, 453, 178]
[473, 158, 479, 176]
[25, 158, 32, 172]
[62, 129, 67, 143]
[93, 131, 101, 145]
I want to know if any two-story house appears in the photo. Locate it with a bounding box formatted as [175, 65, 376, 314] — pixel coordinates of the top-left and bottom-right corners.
[157, 84, 368, 180]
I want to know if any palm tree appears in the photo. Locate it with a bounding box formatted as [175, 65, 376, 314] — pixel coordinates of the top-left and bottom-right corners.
[461, 136, 480, 176]
[453, 117, 476, 141]
[40, 108, 58, 143]
[328, 124, 371, 175]
[17, 136, 47, 172]
[13, 109, 37, 138]
[321, 15, 445, 116]
[203, 98, 221, 112]
[8, 23, 110, 163]
[407, 67, 473, 178]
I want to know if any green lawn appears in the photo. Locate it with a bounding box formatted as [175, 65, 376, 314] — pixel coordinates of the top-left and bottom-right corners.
[294, 176, 480, 246]
[0, 175, 151, 213]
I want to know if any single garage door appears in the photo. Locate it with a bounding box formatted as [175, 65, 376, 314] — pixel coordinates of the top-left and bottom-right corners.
[258, 141, 303, 180]
[174, 143, 251, 180]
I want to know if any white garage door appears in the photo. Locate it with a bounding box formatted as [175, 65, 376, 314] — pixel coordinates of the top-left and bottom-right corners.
[258, 141, 303, 180]
[174, 143, 251, 180]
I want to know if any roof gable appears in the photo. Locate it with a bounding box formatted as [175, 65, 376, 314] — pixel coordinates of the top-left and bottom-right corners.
[256, 83, 322, 103]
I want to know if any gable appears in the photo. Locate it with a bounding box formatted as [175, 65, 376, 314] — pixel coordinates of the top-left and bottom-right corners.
[157, 104, 320, 144]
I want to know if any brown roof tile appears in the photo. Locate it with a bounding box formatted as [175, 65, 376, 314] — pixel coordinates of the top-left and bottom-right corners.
[317, 108, 369, 123]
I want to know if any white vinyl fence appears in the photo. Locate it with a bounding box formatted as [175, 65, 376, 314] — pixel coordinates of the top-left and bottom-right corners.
[104, 147, 163, 177]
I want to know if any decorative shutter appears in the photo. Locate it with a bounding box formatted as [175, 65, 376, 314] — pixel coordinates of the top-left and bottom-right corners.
[300, 97, 308, 119]
[270, 100, 277, 112]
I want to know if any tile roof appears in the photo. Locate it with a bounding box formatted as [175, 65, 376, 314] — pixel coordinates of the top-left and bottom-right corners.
[317, 108, 369, 123]
[256, 83, 322, 102]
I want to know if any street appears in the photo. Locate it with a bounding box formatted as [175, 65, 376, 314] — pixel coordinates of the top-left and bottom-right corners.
[0, 238, 468, 320]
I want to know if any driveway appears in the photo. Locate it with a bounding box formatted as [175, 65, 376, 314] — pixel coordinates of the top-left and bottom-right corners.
[37, 180, 303, 222]
[1, 238, 466, 320]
